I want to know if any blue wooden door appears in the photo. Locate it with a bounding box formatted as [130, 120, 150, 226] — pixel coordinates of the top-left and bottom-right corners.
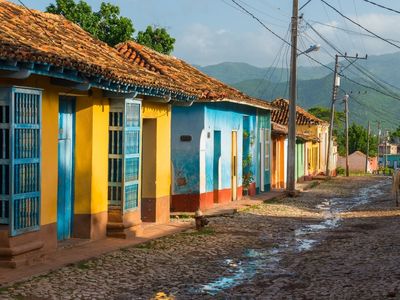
[57, 98, 75, 240]
[123, 100, 141, 212]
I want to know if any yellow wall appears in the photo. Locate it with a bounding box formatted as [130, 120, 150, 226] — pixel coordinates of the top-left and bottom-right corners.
[0, 75, 109, 226]
[142, 102, 171, 198]
[74, 90, 109, 215]
[0, 76, 59, 225]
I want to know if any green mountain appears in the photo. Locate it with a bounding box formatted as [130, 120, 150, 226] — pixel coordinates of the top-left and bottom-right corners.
[233, 75, 400, 130]
[197, 62, 330, 84]
[197, 52, 400, 130]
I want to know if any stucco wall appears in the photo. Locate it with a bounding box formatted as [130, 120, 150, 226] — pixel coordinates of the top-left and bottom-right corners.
[171, 104, 204, 194]
[172, 102, 271, 196]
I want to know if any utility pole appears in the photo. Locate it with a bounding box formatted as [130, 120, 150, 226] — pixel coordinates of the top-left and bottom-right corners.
[344, 94, 350, 177]
[365, 121, 370, 173]
[326, 53, 367, 176]
[287, 0, 298, 196]
[326, 54, 340, 177]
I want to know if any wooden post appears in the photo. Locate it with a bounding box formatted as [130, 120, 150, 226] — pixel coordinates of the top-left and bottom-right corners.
[326, 55, 339, 177]
[287, 0, 299, 196]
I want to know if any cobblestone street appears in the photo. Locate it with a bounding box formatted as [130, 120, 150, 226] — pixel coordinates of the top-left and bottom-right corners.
[1, 176, 398, 300]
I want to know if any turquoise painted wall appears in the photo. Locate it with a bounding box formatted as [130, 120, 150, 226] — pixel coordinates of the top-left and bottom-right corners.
[171, 102, 271, 195]
[171, 104, 204, 194]
[386, 154, 400, 168]
[296, 141, 305, 181]
[257, 110, 271, 192]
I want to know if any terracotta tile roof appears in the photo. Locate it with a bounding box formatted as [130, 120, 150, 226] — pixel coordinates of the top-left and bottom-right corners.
[0, 0, 196, 98]
[271, 121, 319, 141]
[116, 41, 274, 110]
[271, 98, 328, 126]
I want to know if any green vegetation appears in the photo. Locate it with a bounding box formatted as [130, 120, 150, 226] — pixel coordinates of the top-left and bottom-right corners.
[46, 0, 175, 54]
[390, 126, 400, 143]
[136, 26, 176, 55]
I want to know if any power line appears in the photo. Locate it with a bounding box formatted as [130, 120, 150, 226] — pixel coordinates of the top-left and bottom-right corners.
[359, 0, 400, 15]
[320, 0, 400, 51]
[309, 20, 400, 44]
[229, 0, 400, 104]
[229, 0, 333, 74]
[304, 20, 400, 98]
[300, 0, 313, 11]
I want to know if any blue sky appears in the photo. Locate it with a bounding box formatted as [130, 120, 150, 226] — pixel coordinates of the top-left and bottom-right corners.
[10, 0, 400, 67]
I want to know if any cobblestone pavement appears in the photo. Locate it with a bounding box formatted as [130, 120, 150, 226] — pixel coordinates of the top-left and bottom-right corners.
[1, 176, 398, 300]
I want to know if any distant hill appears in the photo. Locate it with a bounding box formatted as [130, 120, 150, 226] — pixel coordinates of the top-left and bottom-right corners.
[196, 52, 400, 130]
[233, 75, 399, 130]
[197, 62, 330, 84]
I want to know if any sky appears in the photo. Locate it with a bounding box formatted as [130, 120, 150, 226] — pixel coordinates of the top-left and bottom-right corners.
[10, 0, 400, 67]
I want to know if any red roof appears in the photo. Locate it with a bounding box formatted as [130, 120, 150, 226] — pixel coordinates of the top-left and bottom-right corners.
[271, 98, 328, 126]
[0, 0, 196, 97]
[116, 41, 274, 110]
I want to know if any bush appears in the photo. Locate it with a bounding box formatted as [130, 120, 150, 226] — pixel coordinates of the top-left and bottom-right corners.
[336, 166, 345, 175]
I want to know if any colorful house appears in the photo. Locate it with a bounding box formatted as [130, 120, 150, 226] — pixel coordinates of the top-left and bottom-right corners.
[0, 1, 197, 267]
[270, 98, 329, 186]
[114, 41, 274, 212]
[171, 102, 272, 212]
[270, 122, 287, 189]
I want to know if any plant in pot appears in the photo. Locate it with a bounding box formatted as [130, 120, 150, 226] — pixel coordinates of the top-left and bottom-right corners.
[242, 153, 254, 195]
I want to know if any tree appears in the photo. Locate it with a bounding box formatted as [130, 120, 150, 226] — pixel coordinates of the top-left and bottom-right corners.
[343, 123, 378, 157]
[47, 0, 134, 46]
[308, 106, 345, 131]
[136, 26, 176, 55]
[47, 1, 176, 54]
[390, 125, 400, 143]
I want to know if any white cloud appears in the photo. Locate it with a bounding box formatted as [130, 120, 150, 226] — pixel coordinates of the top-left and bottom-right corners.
[174, 23, 288, 67]
[174, 13, 400, 67]
[311, 13, 400, 59]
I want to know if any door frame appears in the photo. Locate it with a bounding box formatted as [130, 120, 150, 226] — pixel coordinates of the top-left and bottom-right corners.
[260, 128, 265, 192]
[57, 96, 76, 241]
[231, 130, 238, 201]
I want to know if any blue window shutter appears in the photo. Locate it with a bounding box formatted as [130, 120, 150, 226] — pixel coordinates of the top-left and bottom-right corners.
[123, 99, 141, 211]
[9, 88, 41, 236]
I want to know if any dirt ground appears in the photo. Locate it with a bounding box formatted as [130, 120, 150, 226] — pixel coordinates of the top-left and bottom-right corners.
[1, 176, 398, 300]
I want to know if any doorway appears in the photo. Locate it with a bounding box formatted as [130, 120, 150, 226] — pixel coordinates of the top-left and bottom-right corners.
[57, 97, 75, 240]
[231, 131, 238, 201]
[213, 131, 221, 203]
[260, 128, 265, 192]
[141, 118, 157, 222]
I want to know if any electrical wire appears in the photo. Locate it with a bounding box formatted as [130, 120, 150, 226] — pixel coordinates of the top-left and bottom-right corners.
[359, 0, 400, 15]
[309, 20, 400, 44]
[320, 0, 400, 51]
[304, 19, 400, 97]
[228, 0, 400, 104]
[300, 0, 313, 11]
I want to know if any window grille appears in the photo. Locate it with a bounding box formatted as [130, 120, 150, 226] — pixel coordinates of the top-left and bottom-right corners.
[108, 99, 141, 211]
[0, 88, 41, 236]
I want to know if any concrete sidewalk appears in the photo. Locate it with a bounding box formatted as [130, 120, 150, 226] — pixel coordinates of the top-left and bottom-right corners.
[0, 190, 287, 287]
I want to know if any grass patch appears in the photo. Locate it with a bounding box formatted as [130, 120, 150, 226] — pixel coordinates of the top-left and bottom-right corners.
[241, 204, 261, 212]
[178, 213, 193, 219]
[264, 197, 284, 204]
[75, 260, 91, 270]
[182, 227, 215, 236]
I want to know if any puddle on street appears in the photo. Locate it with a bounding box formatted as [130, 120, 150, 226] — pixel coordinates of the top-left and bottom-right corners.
[197, 178, 390, 295]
